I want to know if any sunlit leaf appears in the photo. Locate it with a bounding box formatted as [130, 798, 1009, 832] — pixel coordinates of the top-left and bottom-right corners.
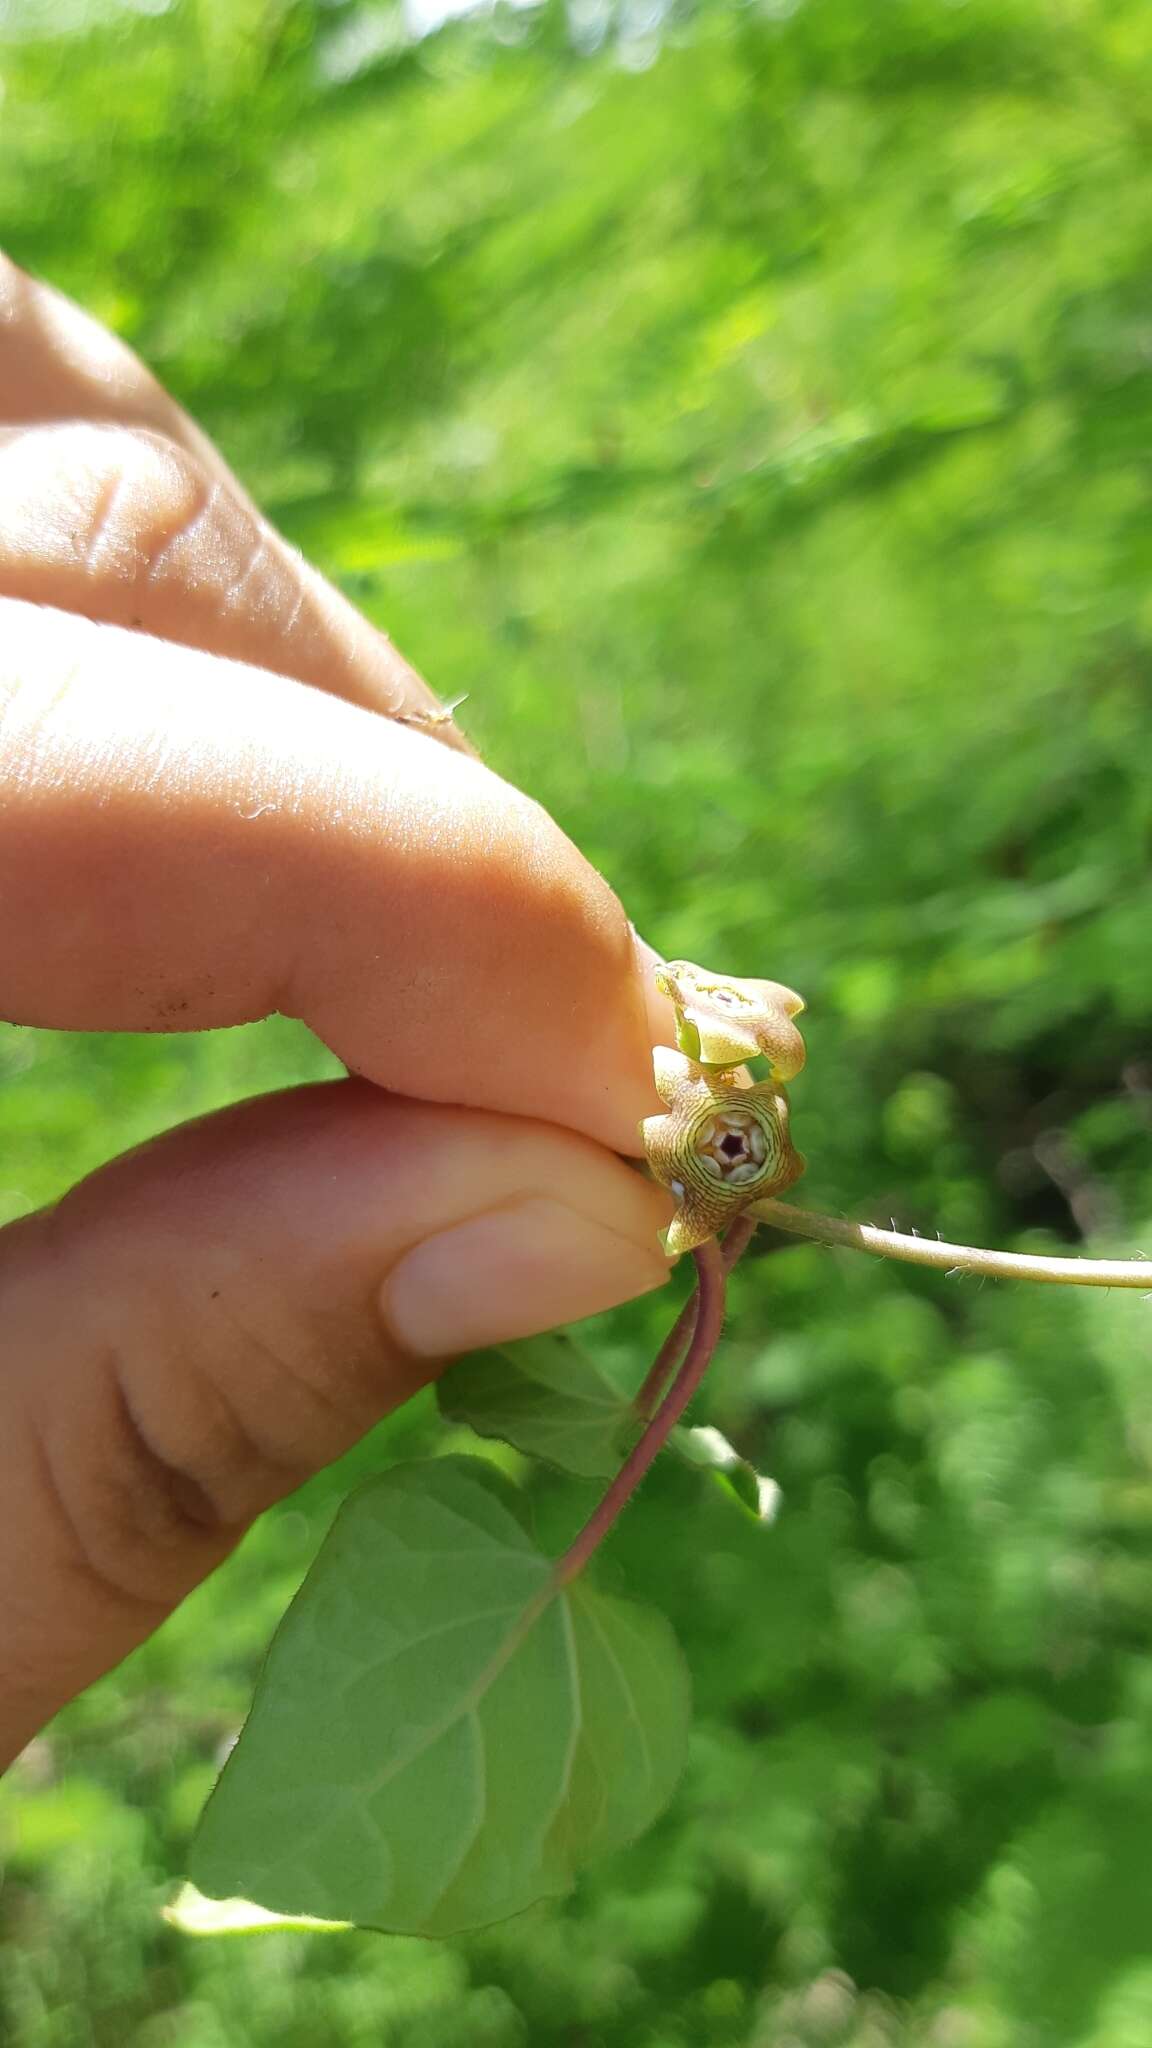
[189, 1459, 689, 1935]
[437, 1335, 633, 1478]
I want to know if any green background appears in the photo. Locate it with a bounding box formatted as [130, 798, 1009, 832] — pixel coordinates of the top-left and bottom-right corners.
[3, 0, 1152, 2039]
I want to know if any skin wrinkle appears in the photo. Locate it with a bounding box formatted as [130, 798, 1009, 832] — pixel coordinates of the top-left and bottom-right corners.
[68, 1390, 233, 1610]
[116, 1321, 266, 1510]
[143, 466, 222, 586]
[56, 1236, 318, 1546]
[199, 1289, 377, 1470]
[107, 1369, 224, 1539]
[0, 415, 467, 740]
[278, 569, 309, 645]
[76, 453, 130, 574]
[104, 1357, 231, 1551]
[24, 1389, 175, 1618]
[5, 1212, 233, 1630]
[220, 521, 270, 613]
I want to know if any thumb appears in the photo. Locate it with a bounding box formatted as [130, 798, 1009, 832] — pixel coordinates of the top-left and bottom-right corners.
[0, 1080, 671, 1767]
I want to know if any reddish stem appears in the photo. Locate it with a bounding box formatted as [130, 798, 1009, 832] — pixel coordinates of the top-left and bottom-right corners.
[553, 1237, 727, 1589]
[632, 1214, 758, 1425]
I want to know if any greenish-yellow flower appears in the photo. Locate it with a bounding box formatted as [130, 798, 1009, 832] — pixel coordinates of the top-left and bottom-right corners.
[654, 960, 806, 1077]
[643, 1047, 805, 1256]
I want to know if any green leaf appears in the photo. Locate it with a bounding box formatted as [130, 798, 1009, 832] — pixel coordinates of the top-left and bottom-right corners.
[438, 1344, 780, 1524]
[672, 1425, 781, 1524]
[188, 1458, 690, 1936]
[437, 1335, 633, 1478]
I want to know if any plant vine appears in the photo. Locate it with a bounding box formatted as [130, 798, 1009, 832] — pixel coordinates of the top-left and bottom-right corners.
[180, 956, 1152, 1940]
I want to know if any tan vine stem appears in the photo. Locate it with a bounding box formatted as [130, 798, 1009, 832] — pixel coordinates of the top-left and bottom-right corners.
[632, 1216, 759, 1424]
[553, 1237, 728, 1589]
[752, 1198, 1152, 1289]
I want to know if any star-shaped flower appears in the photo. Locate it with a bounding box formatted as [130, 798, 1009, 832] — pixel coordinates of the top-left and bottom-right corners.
[643, 1048, 805, 1256]
[653, 960, 806, 1078]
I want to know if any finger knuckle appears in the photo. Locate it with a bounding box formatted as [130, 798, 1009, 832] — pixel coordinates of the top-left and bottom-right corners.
[0, 420, 218, 585]
[27, 1344, 241, 1611]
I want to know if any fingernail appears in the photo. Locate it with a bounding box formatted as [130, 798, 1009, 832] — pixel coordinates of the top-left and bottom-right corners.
[380, 1196, 671, 1358]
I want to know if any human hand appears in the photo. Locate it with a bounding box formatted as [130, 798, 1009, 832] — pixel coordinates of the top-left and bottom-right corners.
[0, 256, 675, 1768]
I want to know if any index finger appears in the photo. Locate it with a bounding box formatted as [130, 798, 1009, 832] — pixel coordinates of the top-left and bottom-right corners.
[0, 255, 464, 741]
[0, 599, 671, 1154]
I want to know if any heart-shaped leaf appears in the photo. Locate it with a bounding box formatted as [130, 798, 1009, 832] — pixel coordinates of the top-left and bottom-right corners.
[189, 1458, 689, 1936]
[437, 1335, 633, 1478]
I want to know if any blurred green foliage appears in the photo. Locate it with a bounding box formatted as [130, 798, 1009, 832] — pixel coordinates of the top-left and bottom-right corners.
[3, 0, 1152, 2040]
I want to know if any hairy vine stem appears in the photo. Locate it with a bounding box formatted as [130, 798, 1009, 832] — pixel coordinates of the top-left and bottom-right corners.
[752, 1198, 1152, 1290]
[632, 1216, 758, 1424]
[553, 1237, 728, 1589]
[565, 959, 1150, 1604]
